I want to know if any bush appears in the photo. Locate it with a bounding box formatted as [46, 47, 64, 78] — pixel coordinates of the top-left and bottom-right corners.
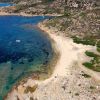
[94, 65, 100, 72]
[97, 40, 100, 48]
[73, 37, 96, 46]
[85, 51, 98, 58]
[24, 84, 38, 93]
[90, 86, 96, 89]
[97, 47, 100, 52]
[83, 62, 93, 69]
[75, 93, 79, 96]
[83, 45, 100, 72]
[81, 73, 91, 78]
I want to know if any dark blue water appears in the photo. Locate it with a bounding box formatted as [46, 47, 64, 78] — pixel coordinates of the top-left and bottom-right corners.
[0, 3, 13, 7]
[0, 15, 53, 99]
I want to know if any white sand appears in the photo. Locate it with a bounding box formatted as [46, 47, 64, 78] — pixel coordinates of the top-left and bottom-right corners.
[6, 23, 100, 100]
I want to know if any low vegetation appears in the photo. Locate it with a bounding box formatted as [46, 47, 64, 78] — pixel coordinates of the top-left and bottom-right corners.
[71, 36, 100, 72]
[81, 73, 91, 78]
[90, 86, 96, 89]
[83, 50, 100, 72]
[73, 37, 96, 46]
[97, 40, 100, 48]
[24, 84, 38, 93]
[75, 93, 79, 96]
[85, 51, 98, 58]
[97, 47, 100, 52]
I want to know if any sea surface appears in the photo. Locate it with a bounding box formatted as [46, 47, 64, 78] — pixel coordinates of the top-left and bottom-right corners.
[0, 3, 13, 7]
[0, 15, 53, 99]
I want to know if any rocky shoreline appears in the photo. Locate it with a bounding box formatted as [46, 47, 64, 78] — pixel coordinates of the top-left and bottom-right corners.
[0, 0, 100, 99]
[5, 21, 100, 100]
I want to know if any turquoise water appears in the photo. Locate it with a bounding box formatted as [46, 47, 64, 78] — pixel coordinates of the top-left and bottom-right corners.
[0, 15, 53, 99]
[0, 3, 13, 7]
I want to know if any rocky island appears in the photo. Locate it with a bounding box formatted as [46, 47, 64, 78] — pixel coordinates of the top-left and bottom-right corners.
[0, 0, 100, 100]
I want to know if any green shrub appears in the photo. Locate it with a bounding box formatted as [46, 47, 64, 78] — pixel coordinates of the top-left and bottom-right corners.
[24, 84, 38, 93]
[85, 51, 98, 57]
[94, 65, 100, 72]
[81, 73, 91, 78]
[73, 37, 81, 44]
[94, 57, 100, 64]
[90, 86, 96, 89]
[75, 93, 79, 96]
[97, 47, 100, 52]
[83, 47, 100, 72]
[97, 40, 100, 48]
[73, 37, 96, 46]
[83, 62, 93, 69]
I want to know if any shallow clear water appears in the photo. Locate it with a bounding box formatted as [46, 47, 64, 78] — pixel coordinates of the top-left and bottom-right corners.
[0, 15, 53, 99]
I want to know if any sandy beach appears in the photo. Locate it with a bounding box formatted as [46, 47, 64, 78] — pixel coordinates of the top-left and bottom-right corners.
[5, 22, 100, 100]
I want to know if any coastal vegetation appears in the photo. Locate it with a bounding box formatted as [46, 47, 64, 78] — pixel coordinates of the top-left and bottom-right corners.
[24, 84, 38, 93]
[72, 36, 100, 72]
[0, 0, 100, 99]
[83, 50, 100, 72]
[81, 73, 91, 78]
[21, 0, 100, 72]
[73, 37, 96, 46]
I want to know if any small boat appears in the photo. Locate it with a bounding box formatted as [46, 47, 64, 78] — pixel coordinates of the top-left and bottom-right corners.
[16, 39, 21, 43]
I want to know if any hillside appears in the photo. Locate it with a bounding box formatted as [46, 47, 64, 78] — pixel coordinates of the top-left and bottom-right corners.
[0, 0, 62, 14]
[42, 0, 100, 38]
[1, 0, 100, 33]
[0, 1, 100, 100]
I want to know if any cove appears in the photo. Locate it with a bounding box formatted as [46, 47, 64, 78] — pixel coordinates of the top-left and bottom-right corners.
[0, 15, 53, 99]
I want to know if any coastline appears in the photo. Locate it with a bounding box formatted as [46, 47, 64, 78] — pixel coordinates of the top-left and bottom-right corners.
[1, 14, 99, 100]
[0, 11, 61, 80]
[0, 10, 62, 17]
[2, 14, 60, 99]
[6, 21, 100, 100]
[37, 23, 96, 77]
